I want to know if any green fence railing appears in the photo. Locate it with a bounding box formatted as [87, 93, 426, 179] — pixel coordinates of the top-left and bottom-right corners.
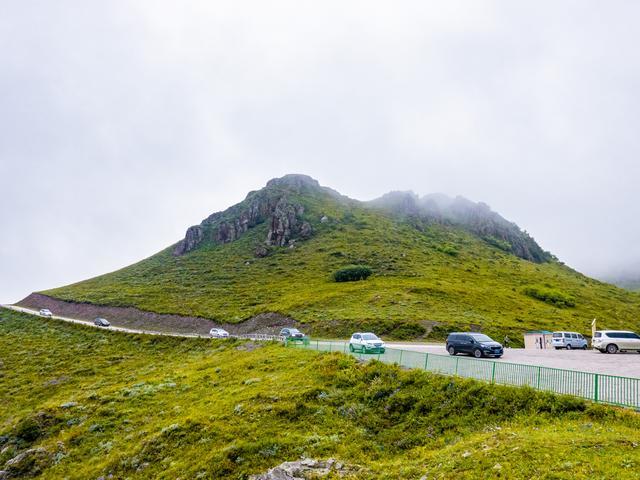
[286, 340, 640, 409]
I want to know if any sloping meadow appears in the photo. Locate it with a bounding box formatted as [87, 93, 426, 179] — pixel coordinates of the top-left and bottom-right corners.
[1, 309, 638, 479]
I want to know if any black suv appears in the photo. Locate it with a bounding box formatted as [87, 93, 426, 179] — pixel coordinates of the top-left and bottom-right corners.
[446, 332, 503, 358]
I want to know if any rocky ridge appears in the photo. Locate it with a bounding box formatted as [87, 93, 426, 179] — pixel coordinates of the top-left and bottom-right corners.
[173, 174, 550, 263]
[173, 175, 322, 256]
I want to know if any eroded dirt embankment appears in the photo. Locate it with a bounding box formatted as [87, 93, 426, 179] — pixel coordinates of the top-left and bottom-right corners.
[17, 293, 298, 335]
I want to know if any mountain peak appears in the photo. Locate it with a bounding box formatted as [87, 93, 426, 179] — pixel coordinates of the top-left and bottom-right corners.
[266, 174, 322, 192]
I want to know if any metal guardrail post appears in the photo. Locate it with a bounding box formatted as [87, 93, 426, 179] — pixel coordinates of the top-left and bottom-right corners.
[455, 357, 459, 375]
[491, 362, 496, 384]
[399, 349, 403, 365]
[594, 374, 599, 403]
[537, 366, 541, 389]
[424, 353, 429, 370]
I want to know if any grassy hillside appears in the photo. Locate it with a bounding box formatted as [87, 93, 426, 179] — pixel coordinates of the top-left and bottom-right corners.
[1, 309, 639, 479]
[42, 183, 640, 341]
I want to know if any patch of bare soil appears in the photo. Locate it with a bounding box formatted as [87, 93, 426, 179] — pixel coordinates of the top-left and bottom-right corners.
[17, 293, 299, 336]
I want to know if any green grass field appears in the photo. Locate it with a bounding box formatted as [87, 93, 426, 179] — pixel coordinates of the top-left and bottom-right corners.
[2, 309, 639, 479]
[42, 187, 640, 342]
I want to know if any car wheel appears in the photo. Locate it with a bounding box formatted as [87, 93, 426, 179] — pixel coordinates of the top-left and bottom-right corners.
[582, 345, 587, 350]
[473, 349, 483, 358]
[606, 344, 618, 354]
[566, 344, 572, 350]
[448, 346, 456, 356]
[349, 344, 354, 352]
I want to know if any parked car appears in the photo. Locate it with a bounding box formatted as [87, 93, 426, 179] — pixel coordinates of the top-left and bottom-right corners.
[94, 317, 110, 327]
[446, 332, 503, 358]
[39, 309, 52, 318]
[592, 330, 640, 354]
[551, 331, 588, 350]
[209, 328, 229, 338]
[349, 332, 385, 353]
[280, 328, 306, 339]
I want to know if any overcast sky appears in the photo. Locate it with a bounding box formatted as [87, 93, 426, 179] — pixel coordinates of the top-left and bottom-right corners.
[2, 1, 640, 303]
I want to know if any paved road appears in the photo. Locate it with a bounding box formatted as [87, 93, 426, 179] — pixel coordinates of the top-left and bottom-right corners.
[395, 343, 640, 378]
[5, 305, 639, 379]
[319, 340, 640, 379]
[2, 305, 279, 341]
[3, 305, 207, 337]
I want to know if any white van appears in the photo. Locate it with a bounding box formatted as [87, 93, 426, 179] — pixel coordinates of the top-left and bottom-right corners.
[551, 331, 588, 350]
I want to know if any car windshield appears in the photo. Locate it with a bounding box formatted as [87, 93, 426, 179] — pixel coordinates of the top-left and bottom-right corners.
[470, 334, 493, 342]
[362, 333, 379, 340]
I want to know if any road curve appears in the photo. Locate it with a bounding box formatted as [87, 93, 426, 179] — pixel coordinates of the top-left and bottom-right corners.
[2, 304, 206, 338]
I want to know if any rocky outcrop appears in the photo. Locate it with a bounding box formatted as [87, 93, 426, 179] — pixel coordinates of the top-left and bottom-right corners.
[173, 225, 204, 255]
[249, 458, 354, 480]
[173, 175, 321, 256]
[3, 448, 52, 478]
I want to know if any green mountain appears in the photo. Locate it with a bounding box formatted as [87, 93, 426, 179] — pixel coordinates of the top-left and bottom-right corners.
[40, 174, 640, 340]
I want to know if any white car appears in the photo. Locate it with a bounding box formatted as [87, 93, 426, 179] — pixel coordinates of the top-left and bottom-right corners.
[349, 332, 386, 353]
[209, 328, 230, 338]
[39, 309, 52, 318]
[592, 330, 640, 354]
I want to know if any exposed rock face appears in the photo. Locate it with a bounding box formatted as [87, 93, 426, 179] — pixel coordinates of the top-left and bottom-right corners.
[266, 199, 305, 247]
[173, 175, 323, 256]
[174, 225, 204, 255]
[249, 458, 353, 480]
[3, 448, 52, 478]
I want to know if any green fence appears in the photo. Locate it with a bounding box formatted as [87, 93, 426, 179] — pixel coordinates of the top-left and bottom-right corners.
[286, 340, 640, 409]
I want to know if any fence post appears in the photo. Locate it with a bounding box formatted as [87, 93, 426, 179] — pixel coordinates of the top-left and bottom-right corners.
[537, 366, 541, 390]
[594, 374, 599, 403]
[316, 339, 319, 350]
[455, 357, 459, 375]
[424, 353, 429, 371]
[491, 362, 496, 384]
[329, 342, 332, 352]
[399, 350, 403, 365]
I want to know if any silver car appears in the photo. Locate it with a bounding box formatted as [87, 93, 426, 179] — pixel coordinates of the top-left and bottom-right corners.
[94, 317, 110, 327]
[39, 309, 52, 318]
[551, 331, 588, 350]
[592, 330, 640, 354]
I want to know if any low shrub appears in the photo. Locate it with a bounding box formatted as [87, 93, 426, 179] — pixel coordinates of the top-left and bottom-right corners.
[333, 266, 372, 282]
[483, 236, 512, 252]
[523, 285, 576, 308]
[435, 244, 459, 256]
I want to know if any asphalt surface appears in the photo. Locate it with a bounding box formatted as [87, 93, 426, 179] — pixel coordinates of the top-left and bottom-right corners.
[4, 304, 639, 379]
[388, 342, 640, 378]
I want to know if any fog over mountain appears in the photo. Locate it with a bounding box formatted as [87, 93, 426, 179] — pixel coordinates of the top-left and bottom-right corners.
[2, 1, 640, 303]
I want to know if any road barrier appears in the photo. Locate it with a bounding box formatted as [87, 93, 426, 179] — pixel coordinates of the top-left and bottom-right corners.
[286, 340, 640, 409]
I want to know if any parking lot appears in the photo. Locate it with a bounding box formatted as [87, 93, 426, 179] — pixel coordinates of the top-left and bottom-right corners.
[390, 342, 640, 379]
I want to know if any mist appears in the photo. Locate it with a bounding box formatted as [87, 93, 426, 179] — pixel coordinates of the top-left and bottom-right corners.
[2, 1, 640, 303]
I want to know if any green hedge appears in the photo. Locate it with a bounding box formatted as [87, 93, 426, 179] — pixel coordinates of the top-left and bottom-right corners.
[523, 285, 576, 308]
[333, 265, 373, 282]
